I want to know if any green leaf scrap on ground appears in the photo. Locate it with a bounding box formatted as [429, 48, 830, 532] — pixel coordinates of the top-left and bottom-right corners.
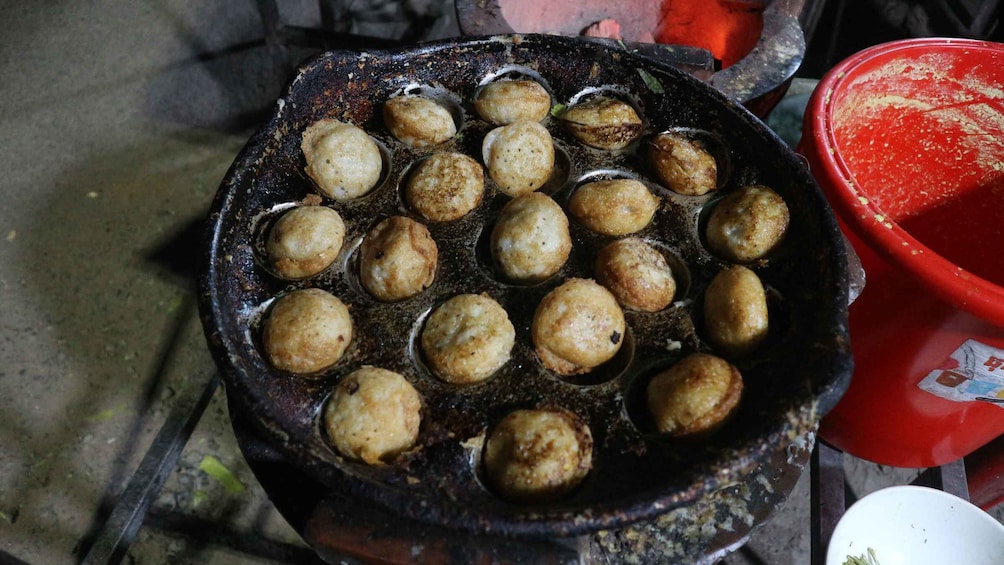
[166, 295, 184, 313]
[88, 403, 127, 422]
[637, 68, 665, 94]
[0, 505, 21, 524]
[191, 489, 209, 508]
[31, 452, 54, 472]
[198, 455, 245, 495]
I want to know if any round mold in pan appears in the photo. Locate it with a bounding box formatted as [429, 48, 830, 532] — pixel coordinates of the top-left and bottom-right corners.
[199, 33, 852, 538]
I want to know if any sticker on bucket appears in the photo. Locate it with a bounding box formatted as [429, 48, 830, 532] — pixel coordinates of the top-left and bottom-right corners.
[918, 340, 1004, 408]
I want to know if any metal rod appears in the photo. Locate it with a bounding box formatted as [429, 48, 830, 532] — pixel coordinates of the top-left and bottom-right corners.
[936, 458, 971, 502]
[255, 0, 283, 46]
[810, 441, 845, 565]
[80, 373, 221, 565]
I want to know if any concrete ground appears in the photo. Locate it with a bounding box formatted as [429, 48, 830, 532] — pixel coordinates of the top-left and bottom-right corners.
[1, 1, 1000, 564]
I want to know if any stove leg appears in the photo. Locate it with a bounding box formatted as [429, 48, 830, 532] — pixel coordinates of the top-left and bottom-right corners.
[810, 441, 845, 565]
[912, 457, 970, 501]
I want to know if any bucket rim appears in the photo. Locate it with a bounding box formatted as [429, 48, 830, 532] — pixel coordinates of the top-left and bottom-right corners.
[805, 37, 1004, 326]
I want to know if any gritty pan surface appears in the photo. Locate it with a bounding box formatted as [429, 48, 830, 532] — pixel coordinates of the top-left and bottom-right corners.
[199, 34, 851, 537]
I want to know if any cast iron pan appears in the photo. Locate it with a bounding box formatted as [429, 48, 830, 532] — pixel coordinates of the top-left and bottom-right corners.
[199, 34, 852, 538]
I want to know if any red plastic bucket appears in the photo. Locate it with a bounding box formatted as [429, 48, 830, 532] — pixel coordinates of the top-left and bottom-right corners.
[800, 38, 1004, 467]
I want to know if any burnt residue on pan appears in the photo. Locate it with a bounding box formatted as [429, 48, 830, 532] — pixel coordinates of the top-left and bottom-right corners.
[199, 34, 852, 538]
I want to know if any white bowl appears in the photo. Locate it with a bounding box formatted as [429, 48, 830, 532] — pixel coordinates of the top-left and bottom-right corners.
[826, 485, 1004, 565]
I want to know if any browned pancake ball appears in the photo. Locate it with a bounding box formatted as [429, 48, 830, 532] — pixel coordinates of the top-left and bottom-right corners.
[490, 192, 571, 283]
[532, 278, 626, 375]
[482, 120, 555, 197]
[595, 237, 676, 312]
[646, 352, 743, 438]
[383, 95, 457, 148]
[421, 294, 515, 384]
[359, 216, 438, 302]
[266, 205, 345, 279]
[648, 132, 717, 196]
[323, 367, 422, 464]
[473, 79, 551, 125]
[706, 184, 790, 262]
[262, 288, 352, 374]
[404, 152, 485, 222]
[560, 96, 643, 150]
[482, 408, 592, 502]
[302, 119, 383, 200]
[703, 265, 769, 356]
[568, 178, 660, 236]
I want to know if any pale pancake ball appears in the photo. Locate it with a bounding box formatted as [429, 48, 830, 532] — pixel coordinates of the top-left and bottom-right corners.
[532, 278, 626, 375]
[703, 265, 769, 356]
[266, 205, 345, 279]
[473, 79, 551, 125]
[646, 352, 743, 438]
[262, 288, 352, 374]
[560, 96, 643, 150]
[706, 184, 790, 262]
[482, 408, 592, 502]
[302, 119, 382, 200]
[383, 95, 457, 148]
[482, 120, 555, 197]
[595, 237, 676, 312]
[359, 216, 438, 302]
[490, 192, 571, 283]
[324, 367, 422, 464]
[568, 178, 659, 236]
[648, 132, 717, 196]
[405, 152, 485, 222]
[421, 293, 515, 384]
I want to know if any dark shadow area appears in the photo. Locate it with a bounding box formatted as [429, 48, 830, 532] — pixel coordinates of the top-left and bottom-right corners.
[800, 0, 1002, 78]
[143, 217, 209, 287]
[143, 0, 455, 135]
[0, 550, 34, 565]
[139, 507, 329, 565]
